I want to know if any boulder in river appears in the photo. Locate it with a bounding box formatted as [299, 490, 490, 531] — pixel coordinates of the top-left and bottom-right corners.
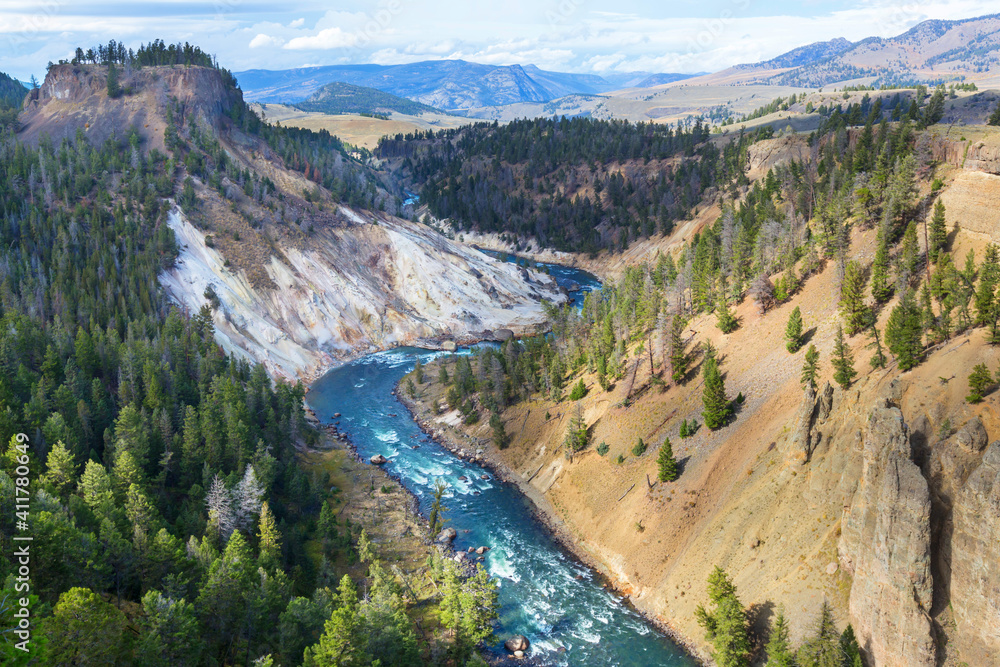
[333, 412, 341, 418]
[370, 454, 388, 465]
[505, 635, 530, 653]
[442, 340, 457, 352]
[495, 328, 514, 341]
[436, 527, 457, 543]
[476, 546, 489, 554]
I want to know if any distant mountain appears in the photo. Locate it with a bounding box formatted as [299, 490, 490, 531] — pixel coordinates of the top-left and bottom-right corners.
[633, 72, 698, 88]
[691, 14, 1000, 88]
[236, 60, 692, 110]
[766, 14, 1000, 87]
[739, 37, 854, 71]
[294, 81, 442, 116]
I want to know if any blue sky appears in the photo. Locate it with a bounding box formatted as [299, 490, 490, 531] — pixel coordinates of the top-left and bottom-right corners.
[1, 0, 997, 81]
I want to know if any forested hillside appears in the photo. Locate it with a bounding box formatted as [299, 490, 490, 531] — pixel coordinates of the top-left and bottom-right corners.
[0, 42, 499, 667]
[0, 72, 27, 128]
[378, 117, 771, 254]
[295, 81, 441, 117]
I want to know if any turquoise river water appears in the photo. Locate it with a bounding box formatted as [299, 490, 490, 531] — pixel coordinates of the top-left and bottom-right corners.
[306, 256, 695, 666]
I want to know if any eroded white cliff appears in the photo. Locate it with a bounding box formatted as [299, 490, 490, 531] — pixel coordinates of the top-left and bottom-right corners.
[160, 207, 563, 381]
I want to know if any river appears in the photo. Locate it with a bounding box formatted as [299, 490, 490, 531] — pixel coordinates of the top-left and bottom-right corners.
[306, 255, 695, 666]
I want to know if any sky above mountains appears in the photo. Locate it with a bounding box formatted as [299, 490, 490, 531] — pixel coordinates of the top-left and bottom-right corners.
[1, 0, 998, 81]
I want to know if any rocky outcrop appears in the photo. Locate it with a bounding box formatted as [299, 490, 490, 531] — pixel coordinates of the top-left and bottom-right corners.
[931, 136, 1000, 175]
[19, 64, 241, 150]
[950, 438, 1000, 664]
[839, 406, 935, 667]
[787, 381, 835, 463]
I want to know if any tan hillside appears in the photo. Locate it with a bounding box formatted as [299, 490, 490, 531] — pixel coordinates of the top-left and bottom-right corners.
[404, 124, 1000, 665]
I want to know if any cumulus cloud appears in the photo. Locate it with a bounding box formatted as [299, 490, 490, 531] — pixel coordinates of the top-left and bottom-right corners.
[284, 26, 358, 50]
[249, 33, 284, 49]
[288, 18, 305, 28]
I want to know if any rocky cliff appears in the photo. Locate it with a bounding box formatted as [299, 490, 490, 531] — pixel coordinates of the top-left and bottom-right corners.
[839, 405, 935, 667]
[18, 63, 241, 149]
[161, 206, 563, 381]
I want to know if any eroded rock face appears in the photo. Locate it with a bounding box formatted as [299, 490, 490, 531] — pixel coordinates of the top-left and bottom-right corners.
[839, 406, 935, 667]
[161, 208, 564, 381]
[950, 440, 1000, 665]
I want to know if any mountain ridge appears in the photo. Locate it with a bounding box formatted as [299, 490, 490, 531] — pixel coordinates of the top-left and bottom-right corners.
[235, 59, 692, 109]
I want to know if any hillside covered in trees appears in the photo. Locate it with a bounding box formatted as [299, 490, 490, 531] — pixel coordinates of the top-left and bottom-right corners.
[378, 117, 772, 254]
[295, 81, 442, 117]
[0, 42, 502, 667]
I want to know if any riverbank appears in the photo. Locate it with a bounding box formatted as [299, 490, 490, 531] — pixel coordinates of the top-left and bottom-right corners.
[395, 379, 708, 665]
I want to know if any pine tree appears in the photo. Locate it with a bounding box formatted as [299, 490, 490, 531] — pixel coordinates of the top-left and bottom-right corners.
[989, 100, 1000, 126]
[43, 441, 78, 498]
[840, 625, 863, 667]
[801, 344, 820, 390]
[901, 221, 920, 283]
[785, 306, 804, 353]
[44, 587, 128, 666]
[206, 473, 235, 543]
[234, 466, 265, 533]
[304, 575, 368, 667]
[797, 600, 841, 667]
[885, 291, 924, 370]
[716, 293, 739, 334]
[564, 402, 589, 452]
[870, 227, 893, 303]
[489, 412, 509, 449]
[657, 437, 678, 482]
[831, 325, 857, 389]
[839, 261, 870, 335]
[695, 567, 751, 667]
[428, 479, 448, 537]
[138, 591, 204, 667]
[106, 62, 122, 98]
[568, 378, 587, 400]
[669, 314, 689, 384]
[257, 501, 281, 568]
[702, 356, 730, 430]
[929, 199, 948, 264]
[764, 609, 795, 667]
[967, 363, 993, 404]
[975, 244, 1000, 326]
[867, 323, 887, 369]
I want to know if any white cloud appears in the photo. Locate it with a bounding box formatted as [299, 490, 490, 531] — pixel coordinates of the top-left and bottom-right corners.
[288, 18, 305, 28]
[284, 26, 358, 50]
[249, 33, 284, 49]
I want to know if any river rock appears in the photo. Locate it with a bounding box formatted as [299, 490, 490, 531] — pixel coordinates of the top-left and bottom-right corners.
[839, 406, 935, 667]
[454, 551, 467, 563]
[436, 527, 457, 543]
[370, 454, 388, 465]
[505, 635, 530, 653]
[476, 546, 489, 554]
[495, 328, 514, 341]
[442, 340, 457, 352]
[334, 412, 341, 418]
[514, 650, 524, 658]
